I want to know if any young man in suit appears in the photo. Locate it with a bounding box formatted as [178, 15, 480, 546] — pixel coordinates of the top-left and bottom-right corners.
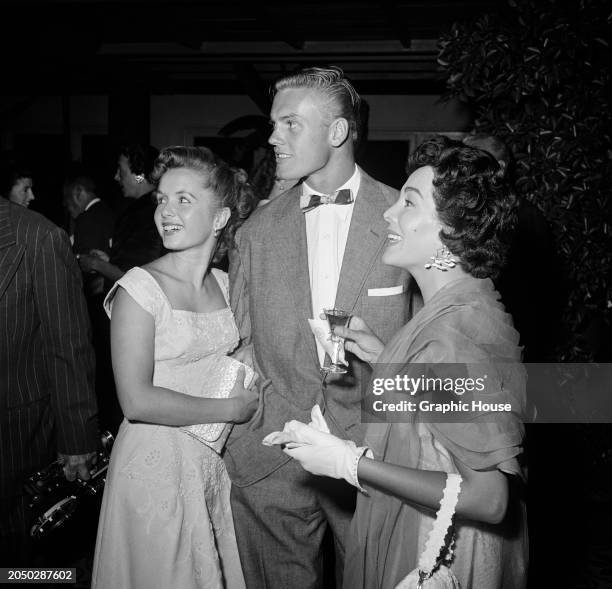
[0, 199, 98, 565]
[226, 66, 413, 587]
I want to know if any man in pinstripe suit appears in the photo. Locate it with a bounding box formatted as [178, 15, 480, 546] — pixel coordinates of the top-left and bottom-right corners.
[0, 198, 99, 565]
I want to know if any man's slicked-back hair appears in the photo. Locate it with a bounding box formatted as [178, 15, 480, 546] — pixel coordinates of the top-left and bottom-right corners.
[64, 174, 97, 197]
[274, 66, 361, 143]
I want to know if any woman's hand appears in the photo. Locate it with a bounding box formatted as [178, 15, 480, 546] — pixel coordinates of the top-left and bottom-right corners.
[334, 316, 385, 364]
[229, 366, 259, 423]
[262, 419, 364, 487]
[231, 343, 254, 368]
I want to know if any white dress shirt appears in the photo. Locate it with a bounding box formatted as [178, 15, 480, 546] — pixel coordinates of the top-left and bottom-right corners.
[302, 165, 361, 364]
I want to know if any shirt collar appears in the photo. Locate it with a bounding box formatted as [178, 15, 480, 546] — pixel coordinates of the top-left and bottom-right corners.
[301, 164, 361, 202]
[84, 197, 101, 212]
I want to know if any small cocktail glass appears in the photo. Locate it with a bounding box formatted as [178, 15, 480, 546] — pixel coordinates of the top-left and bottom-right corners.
[322, 308, 352, 374]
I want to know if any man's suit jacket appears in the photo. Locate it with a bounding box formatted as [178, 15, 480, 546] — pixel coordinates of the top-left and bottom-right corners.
[74, 199, 116, 297]
[226, 170, 413, 486]
[73, 199, 115, 256]
[0, 199, 98, 507]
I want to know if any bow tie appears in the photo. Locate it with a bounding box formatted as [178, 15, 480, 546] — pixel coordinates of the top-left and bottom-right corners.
[301, 189, 354, 213]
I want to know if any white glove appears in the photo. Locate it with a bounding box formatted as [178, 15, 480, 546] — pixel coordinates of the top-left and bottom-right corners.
[308, 404, 331, 433]
[262, 416, 368, 491]
[262, 405, 328, 445]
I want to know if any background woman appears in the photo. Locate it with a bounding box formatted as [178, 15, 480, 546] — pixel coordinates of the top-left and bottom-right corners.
[92, 146, 257, 589]
[266, 136, 527, 588]
[0, 162, 35, 207]
[78, 144, 165, 288]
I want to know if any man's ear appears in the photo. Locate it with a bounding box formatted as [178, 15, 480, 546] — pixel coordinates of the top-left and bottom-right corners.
[328, 118, 350, 148]
[75, 187, 89, 206]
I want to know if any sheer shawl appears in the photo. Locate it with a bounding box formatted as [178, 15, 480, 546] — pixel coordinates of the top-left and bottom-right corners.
[344, 278, 527, 589]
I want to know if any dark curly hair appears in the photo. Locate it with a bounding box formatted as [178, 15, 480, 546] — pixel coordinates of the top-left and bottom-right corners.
[407, 135, 517, 279]
[119, 144, 159, 182]
[0, 161, 32, 197]
[151, 146, 256, 261]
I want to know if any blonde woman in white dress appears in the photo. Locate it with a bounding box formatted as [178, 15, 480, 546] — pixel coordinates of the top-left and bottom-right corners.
[92, 146, 258, 589]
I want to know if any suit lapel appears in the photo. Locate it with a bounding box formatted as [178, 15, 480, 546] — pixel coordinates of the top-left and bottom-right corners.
[335, 171, 390, 313]
[0, 201, 24, 300]
[271, 190, 320, 369]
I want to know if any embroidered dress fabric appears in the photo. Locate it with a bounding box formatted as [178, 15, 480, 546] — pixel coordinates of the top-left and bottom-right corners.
[91, 267, 245, 589]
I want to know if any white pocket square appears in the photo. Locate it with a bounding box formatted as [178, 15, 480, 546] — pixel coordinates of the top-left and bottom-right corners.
[367, 285, 405, 297]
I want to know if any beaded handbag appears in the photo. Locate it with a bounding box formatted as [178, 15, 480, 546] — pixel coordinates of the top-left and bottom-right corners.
[395, 473, 462, 589]
[180, 355, 255, 454]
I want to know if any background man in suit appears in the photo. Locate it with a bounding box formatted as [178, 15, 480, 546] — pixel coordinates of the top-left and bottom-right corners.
[0, 199, 98, 565]
[64, 174, 115, 263]
[226, 66, 413, 587]
[64, 174, 120, 433]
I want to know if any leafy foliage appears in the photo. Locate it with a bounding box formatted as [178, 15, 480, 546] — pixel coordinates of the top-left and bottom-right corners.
[438, 0, 612, 360]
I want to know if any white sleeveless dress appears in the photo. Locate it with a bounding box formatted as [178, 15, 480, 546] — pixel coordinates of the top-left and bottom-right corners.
[91, 267, 245, 589]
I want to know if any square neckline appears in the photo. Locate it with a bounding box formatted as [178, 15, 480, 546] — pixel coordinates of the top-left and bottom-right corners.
[134, 266, 231, 315]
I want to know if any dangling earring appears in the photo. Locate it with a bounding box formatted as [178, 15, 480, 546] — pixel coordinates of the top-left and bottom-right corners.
[134, 174, 145, 184]
[424, 246, 457, 271]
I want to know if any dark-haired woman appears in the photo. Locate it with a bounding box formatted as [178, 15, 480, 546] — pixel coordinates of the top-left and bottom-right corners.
[92, 147, 258, 589]
[79, 144, 165, 287]
[265, 137, 528, 588]
[0, 163, 35, 207]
